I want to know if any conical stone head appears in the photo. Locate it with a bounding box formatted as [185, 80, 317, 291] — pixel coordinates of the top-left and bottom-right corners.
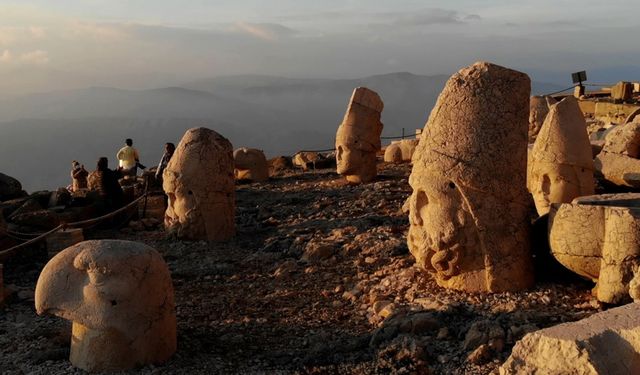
[408, 61, 534, 292]
[529, 96, 595, 215]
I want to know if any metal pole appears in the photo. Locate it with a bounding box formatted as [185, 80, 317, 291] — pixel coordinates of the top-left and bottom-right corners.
[402, 128, 405, 139]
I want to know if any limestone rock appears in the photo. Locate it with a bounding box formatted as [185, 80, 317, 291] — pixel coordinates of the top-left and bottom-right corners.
[384, 139, 419, 164]
[549, 193, 640, 304]
[407, 61, 534, 292]
[293, 152, 320, 171]
[611, 81, 634, 102]
[163, 127, 235, 241]
[0, 173, 23, 202]
[500, 303, 640, 374]
[528, 95, 557, 142]
[234, 147, 269, 182]
[34, 240, 176, 372]
[335, 87, 384, 183]
[594, 121, 640, 187]
[528, 96, 594, 216]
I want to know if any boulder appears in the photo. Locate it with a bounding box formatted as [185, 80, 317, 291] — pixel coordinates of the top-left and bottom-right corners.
[0, 173, 24, 201]
[501, 303, 640, 374]
[234, 148, 269, 182]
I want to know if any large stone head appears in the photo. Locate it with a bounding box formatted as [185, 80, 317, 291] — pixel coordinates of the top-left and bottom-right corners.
[163, 127, 235, 241]
[408, 61, 534, 292]
[335, 87, 384, 183]
[234, 147, 269, 182]
[528, 96, 594, 216]
[35, 240, 176, 372]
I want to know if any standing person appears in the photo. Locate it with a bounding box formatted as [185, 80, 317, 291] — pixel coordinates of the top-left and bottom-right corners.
[155, 142, 176, 180]
[70, 160, 88, 192]
[88, 157, 124, 209]
[116, 138, 140, 177]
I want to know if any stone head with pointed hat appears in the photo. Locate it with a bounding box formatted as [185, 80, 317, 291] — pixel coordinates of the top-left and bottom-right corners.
[528, 96, 594, 216]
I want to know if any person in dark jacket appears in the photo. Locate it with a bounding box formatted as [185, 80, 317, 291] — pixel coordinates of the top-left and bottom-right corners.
[88, 157, 124, 209]
[155, 142, 176, 180]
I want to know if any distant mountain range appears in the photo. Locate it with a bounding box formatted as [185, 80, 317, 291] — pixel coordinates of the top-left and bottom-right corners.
[0, 72, 563, 191]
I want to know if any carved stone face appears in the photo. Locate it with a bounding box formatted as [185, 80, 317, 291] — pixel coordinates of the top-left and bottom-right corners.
[529, 163, 593, 216]
[408, 171, 486, 289]
[335, 87, 383, 183]
[163, 127, 235, 241]
[35, 240, 176, 372]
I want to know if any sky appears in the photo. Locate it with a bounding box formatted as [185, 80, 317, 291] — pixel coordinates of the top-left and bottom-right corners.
[0, 0, 639, 96]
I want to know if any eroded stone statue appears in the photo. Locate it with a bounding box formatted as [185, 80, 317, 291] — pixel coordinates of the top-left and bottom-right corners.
[234, 147, 269, 182]
[163, 127, 235, 241]
[549, 193, 640, 304]
[528, 96, 594, 216]
[35, 240, 176, 372]
[528, 95, 557, 142]
[408, 61, 534, 292]
[335, 87, 383, 183]
[594, 120, 640, 187]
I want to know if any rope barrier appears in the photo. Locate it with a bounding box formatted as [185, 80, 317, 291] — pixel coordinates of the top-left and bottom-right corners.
[544, 84, 578, 96]
[291, 132, 418, 155]
[0, 193, 148, 261]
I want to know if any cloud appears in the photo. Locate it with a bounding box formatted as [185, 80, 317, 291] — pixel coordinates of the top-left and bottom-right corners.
[67, 22, 128, 40]
[0, 49, 49, 65]
[231, 22, 296, 41]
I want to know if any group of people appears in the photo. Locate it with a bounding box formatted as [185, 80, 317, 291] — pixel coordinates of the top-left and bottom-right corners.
[70, 139, 176, 208]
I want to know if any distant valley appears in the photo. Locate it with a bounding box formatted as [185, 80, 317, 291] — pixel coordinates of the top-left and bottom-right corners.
[0, 73, 562, 191]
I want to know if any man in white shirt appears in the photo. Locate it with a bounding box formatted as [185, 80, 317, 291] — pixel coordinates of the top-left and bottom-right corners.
[116, 138, 140, 177]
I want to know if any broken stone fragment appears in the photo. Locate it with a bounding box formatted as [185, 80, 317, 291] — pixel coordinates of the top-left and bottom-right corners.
[549, 193, 640, 304]
[594, 121, 640, 187]
[500, 303, 640, 374]
[407, 61, 533, 292]
[528, 95, 557, 142]
[34, 240, 176, 372]
[335, 87, 384, 184]
[384, 139, 419, 164]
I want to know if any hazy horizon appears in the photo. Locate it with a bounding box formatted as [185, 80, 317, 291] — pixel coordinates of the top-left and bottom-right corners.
[0, 1, 639, 97]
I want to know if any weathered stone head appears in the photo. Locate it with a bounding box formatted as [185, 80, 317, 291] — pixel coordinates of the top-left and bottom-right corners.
[163, 127, 235, 241]
[528, 96, 594, 216]
[528, 95, 557, 142]
[335, 87, 384, 183]
[408, 61, 534, 292]
[234, 147, 269, 182]
[35, 240, 176, 372]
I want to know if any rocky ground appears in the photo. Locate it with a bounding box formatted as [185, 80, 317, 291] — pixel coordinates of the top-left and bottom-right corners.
[0, 163, 600, 374]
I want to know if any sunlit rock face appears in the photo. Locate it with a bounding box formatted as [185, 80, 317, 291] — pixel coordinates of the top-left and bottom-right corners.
[35, 240, 176, 372]
[234, 147, 269, 182]
[408, 61, 534, 293]
[163, 127, 235, 241]
[335, 87, 384, 184]
[528, 96, 595, 216]
[549, 193, 640, 304]
[384, 139, 419, 164]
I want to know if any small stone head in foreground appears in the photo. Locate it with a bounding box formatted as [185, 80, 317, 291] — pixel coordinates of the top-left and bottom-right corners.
[35, 240, 176, 372]
[335, 87, 384, 183]
[408, 61, 534, 292]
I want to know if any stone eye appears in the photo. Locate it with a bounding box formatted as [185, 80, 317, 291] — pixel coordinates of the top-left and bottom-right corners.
[448, 182, 456, 189]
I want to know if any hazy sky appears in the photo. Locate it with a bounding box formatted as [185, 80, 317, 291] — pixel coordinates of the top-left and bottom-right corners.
[1, 0, 639, 95]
